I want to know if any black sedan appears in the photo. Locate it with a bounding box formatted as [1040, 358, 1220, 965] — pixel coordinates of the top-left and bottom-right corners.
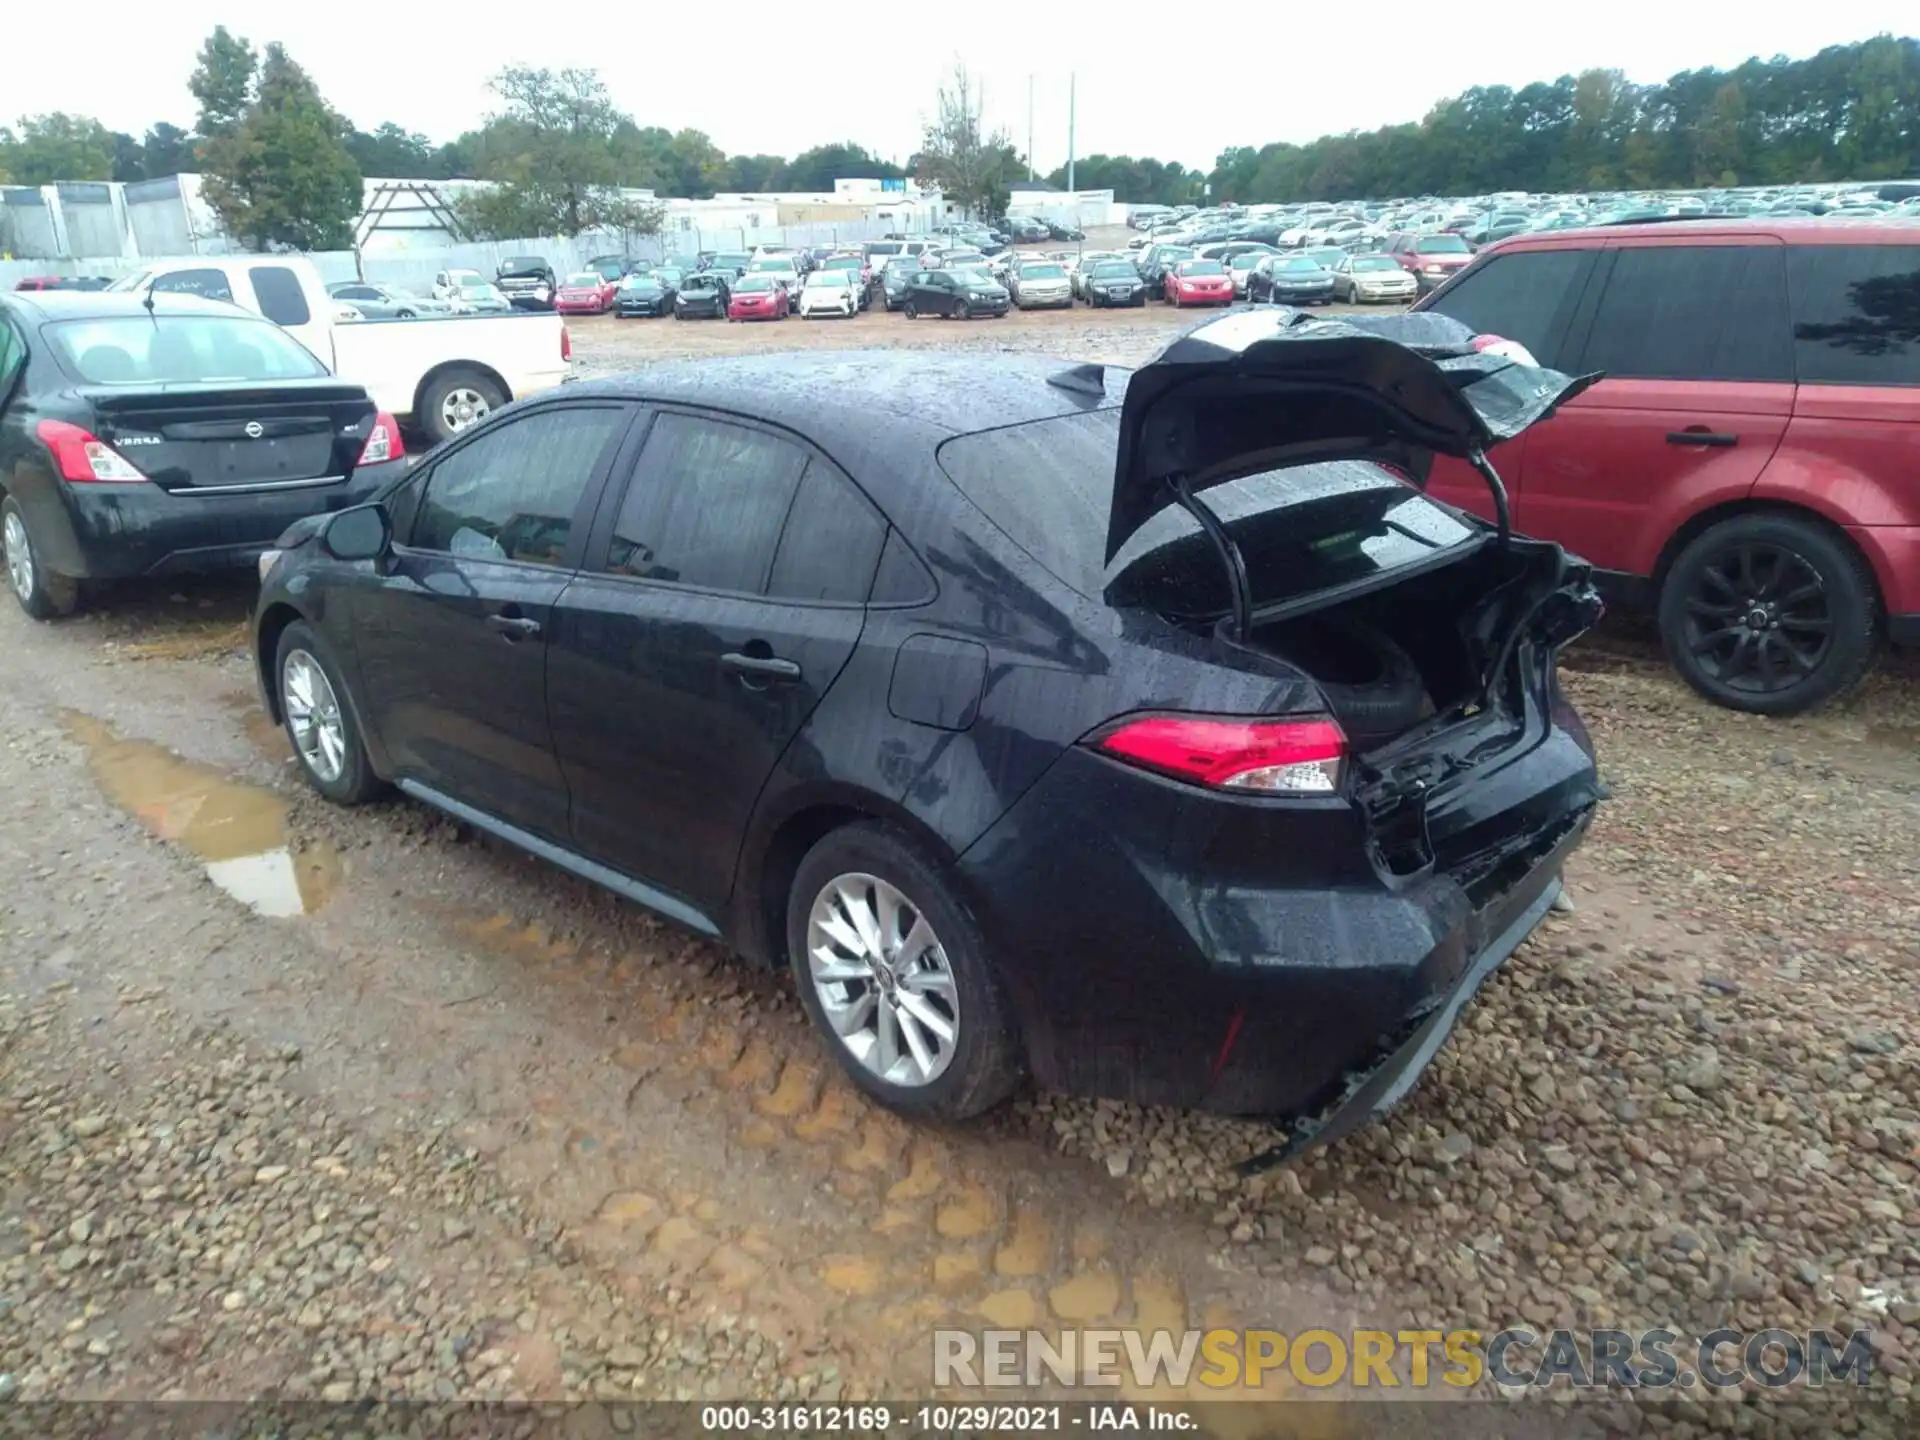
[249, 314, 1603, 1151]
[1249, 254, 1337, 306]
[616, 269, 678, 317]
[0, 290, 404, 619]
[1081, 259, 1147, 307]
[673, 273, 729, 319]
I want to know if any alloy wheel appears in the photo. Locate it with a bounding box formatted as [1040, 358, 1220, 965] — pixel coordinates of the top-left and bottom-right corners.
[282, 649, 348, 783]
[1679, 541, 1833, 697]
[439, 387, 490, 433]
[806, 873, 959, 1088]
[4, 511, 33, 603]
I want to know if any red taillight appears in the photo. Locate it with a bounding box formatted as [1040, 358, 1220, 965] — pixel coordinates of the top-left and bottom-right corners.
[357, 411, 405, 466]
[1091, 714, 1348, 794]
[561, 326, 572, 361]
[35, 419, 147, 483]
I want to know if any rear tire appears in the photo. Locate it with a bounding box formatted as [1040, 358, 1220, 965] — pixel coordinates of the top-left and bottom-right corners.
[1657, 513, 1879, 716]
[420, 368, 505, 445]
[787, 822, 1023, 1121]
[2, 497, 80, 620]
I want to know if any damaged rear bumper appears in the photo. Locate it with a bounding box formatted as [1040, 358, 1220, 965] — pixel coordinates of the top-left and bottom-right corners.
[1242, 805, 1588, 1171]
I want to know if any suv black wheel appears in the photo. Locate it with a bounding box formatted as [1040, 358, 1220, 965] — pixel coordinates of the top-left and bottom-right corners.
[787, 821, 1023, 1121]
[1658, 513, 1879, 716]
[275, 621, 385, 804]
[2, 496, 80, 619]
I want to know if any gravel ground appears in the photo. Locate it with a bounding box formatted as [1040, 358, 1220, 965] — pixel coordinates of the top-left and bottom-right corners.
[0, 294, 1915, 1431]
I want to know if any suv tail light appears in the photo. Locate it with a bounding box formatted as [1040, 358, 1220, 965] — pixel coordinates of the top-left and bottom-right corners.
[36, 419, 148, 483]
[1089, 715, 1347, 794]
[357, 411, 404, 466]
[561, 326, 572, 361]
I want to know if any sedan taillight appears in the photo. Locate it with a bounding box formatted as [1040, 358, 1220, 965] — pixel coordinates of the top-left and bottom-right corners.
[1089, 714, 1347, 794]
[357, 411, 405, 466]
[36, 420, 147, 483]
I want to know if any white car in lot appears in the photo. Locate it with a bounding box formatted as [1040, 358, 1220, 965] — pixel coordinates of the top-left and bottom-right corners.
[430, 268, 484, 301]
[796, 271, 858, 318]
[110, 256, 571, 442]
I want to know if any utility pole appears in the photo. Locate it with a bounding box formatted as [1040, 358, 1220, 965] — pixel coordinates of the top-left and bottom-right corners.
[1028, 75, 1035, 182]
[1066, 73, 1076, 193]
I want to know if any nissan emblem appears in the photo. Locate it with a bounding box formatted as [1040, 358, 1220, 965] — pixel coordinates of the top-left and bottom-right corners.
[244, 421, 264, 439]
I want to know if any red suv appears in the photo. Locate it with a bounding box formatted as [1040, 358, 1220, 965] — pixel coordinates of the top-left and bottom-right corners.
[1415, 219, 1920, 714]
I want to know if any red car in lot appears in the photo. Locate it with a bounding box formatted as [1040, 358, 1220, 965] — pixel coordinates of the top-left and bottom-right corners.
[1386, 231, 1476, 294]
[1164, 259, 1235, 307]
[726, 276, 791, 321]
[553, 272, 618, 315]
[1416, 218, 1920, 714]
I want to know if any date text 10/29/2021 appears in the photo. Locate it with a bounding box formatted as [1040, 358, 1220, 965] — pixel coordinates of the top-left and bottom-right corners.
[701, 1407, 1188, 1431]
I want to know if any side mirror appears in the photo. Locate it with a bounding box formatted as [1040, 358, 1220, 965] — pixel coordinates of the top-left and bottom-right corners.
[322, 502, 392, 562]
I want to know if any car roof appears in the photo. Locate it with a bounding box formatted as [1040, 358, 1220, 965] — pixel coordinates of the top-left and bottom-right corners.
[561, 351, 1129, 448]
[1486, 217, 1920, 248]
[1, 290, 249, 322]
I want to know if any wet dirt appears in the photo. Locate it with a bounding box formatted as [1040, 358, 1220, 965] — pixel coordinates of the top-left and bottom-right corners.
[61, 709, 339, 918]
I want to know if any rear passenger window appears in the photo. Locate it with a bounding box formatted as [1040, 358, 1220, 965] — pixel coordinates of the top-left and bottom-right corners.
[1424, 249, 1592, 368]
[766, 462, 887, 603]
[251, 267, 311, 326]
[150, 268, 234, 302]
[1579, 246, 1792, 383]
[606, 412, 806, 593]
[1788, 245, 1920, 386]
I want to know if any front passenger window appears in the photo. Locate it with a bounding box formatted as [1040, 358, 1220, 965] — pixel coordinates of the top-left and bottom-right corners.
[410, 407, 624, 565]
[605, 412, 807, 593]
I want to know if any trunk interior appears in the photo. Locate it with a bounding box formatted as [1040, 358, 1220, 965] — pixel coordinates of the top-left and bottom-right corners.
[1219, 535, 1603, 880]
[89, 385, 375, 492]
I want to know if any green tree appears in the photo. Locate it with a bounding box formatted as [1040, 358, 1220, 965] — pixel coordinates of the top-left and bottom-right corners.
[189, 26, 258, 141]
[141, 123, 196, 179]
[457, 66, 653, 234]
[917, 62, 1020, 218]
[199, 43, 364, 250]
[723, 152, 789, 191]
[345, 122, 440, 179]
[0, 113, 117, 184]
[783, 142, 902, 192]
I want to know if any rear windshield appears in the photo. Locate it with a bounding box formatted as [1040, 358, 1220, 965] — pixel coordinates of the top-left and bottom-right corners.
[936, 408, 1476, 609]
[44, 314, 329, 386]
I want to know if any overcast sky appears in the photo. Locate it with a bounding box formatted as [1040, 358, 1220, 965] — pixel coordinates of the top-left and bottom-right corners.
[6, 2, 1911, 175]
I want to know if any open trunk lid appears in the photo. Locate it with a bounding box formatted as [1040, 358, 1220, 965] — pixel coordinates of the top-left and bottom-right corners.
[1105, 310, 1607, 884]
[1104, 308, 1597, 564]
[84, 381, 375, 494]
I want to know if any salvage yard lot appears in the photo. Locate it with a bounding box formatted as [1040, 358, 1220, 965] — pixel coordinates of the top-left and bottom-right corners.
[1, 296, 1917, 1426]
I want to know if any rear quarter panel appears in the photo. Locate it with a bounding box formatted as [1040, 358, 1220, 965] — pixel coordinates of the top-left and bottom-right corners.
[328, 313, 570, 419]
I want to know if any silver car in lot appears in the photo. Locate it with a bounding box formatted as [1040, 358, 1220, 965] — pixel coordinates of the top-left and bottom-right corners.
[325, 282, 452, 319]
[1010, 260, 1073, 309]
[1333, 253, 1419, 304]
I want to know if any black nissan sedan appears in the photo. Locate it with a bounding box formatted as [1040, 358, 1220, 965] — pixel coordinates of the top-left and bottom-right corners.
[0, 291, 404, 619]
[249, 313, 1605, 1153]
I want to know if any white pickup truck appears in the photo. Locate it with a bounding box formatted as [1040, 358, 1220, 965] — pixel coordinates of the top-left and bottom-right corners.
[107, 256, 571, 443]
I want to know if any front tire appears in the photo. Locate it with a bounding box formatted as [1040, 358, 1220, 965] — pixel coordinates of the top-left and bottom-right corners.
[903, 300, 918, 319]
[2, 497, 79, 620]
[788, 822, 1023, 1121]
[275, 621, 384, 805]
[1658, 513, 1879, 716]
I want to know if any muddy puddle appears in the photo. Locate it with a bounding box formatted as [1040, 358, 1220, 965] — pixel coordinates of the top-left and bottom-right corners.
[62, 710, 338, 917]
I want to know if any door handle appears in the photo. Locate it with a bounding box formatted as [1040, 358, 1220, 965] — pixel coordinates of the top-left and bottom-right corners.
[721, 651, 801, 682]
[486, 614, 542, 640]
[1665, 430, 1738, 448]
